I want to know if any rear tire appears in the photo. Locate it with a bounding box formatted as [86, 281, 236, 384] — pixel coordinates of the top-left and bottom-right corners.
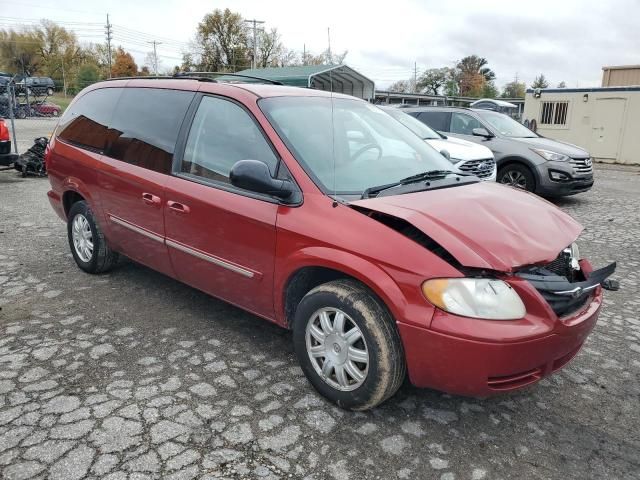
[498, 163, 536, 192]
[67, 201, 118, 274]
[293, 279, 406, 410]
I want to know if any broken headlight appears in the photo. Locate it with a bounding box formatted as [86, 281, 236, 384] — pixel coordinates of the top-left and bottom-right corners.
[422, 278, 526, 320]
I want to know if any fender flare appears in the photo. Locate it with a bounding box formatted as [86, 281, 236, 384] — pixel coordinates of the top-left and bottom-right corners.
[275, 246, 408, 327]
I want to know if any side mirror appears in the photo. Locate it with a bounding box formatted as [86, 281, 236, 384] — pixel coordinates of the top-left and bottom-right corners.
[439, 149, 451, 161]
[230, 160, 296, 200]
[472, 127, 493, 139]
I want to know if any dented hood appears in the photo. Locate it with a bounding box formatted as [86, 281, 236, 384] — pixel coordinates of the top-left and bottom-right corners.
[351, 182, 583, 272]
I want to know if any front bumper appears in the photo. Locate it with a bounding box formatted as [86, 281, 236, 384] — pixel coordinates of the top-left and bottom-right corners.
[536, 160, 594, 196]
[0, 153, 18, 167]
[398, 287, 602, 397]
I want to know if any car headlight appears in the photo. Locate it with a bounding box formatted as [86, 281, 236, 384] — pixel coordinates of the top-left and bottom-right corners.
[531, 148, 570, 162]
[422, 278, 526, 320]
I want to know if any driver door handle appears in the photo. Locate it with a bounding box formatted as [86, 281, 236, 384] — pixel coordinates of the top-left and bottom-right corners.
[167, 200, 190, 214]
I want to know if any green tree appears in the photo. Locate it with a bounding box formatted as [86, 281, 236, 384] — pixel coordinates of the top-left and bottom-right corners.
[531, 74, 549, 89]
[481, 81, 499, 98]
[0, 28, 42, 74]
[73, 63, 99, 92]
[557, 81, 567, 88]
[195, 8, 248, 71]
[455, 55, 496, 96]
[501, 81, 526, 98]
[35, 20, 83, 80]
[417, 67, 449, 95]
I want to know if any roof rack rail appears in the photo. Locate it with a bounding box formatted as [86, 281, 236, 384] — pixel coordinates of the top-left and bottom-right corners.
[99, 72, 282, 86]
[100, 75, 216, 83]
[173, 72, 283, 85]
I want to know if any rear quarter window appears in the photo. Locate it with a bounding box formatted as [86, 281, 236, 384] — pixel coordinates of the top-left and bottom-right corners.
[57, 87, 122, 151]
[418, 111, 451, 132]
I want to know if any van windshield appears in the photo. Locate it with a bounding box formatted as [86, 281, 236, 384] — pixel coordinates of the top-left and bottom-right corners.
[260, 97, 453, 195]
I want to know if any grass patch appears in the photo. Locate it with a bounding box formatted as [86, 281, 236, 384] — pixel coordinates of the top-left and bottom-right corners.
[49, 94, 74, 112]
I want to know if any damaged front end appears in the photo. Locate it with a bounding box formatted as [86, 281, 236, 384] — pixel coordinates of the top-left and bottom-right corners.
[516, 246, 618, 318]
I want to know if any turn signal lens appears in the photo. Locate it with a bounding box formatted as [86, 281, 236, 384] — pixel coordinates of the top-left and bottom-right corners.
[422, 278, 526, 320]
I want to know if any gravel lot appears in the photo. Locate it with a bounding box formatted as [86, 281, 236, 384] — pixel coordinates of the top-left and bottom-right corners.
[0, 164, 639, 480]
[4, 118, 58, 155]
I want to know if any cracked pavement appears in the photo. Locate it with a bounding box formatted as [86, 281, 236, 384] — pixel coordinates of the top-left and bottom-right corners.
[0, 164, 639, 479]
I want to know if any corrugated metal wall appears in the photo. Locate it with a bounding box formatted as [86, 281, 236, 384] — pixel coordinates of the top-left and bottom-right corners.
[602, 67, 640, 87]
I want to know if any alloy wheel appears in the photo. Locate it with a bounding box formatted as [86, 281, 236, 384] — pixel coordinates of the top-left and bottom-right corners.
[500, 170, 527, 189]
[305, 307, 369, 391]
[72, 214, 94, 262]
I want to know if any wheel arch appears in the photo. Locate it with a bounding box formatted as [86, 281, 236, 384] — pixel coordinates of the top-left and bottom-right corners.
[62, 190, 85, 218]
[277, 247, 407, 329]
[497, 157, 540, 187]
[61, 177, 95, 219]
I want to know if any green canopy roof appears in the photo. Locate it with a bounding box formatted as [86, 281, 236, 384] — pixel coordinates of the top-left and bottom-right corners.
[235, 65, 375, 100]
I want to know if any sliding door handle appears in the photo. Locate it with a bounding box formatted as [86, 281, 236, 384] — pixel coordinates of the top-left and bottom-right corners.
[167, 200, 190, 214]
[142, 192, 161, 206]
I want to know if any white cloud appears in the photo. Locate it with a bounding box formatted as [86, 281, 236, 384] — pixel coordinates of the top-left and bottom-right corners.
[7, 0, 640, 90]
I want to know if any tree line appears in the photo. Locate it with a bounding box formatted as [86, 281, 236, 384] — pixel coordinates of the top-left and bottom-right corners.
[0, 8, 345, 94]
[389, 60, 567, 98]
[0, 9, 566, 99]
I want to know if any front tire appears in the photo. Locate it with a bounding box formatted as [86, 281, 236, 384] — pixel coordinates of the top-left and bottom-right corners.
[67, 201, 118, 274]
[498, 163, 536, 192]
[293, 279, 406, 410]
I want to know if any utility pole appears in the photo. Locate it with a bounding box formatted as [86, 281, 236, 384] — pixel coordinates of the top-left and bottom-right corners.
[244, 18, 265, 69]
[327, 27, 331, 64]
[303, 43, 306, 66]
[148, 40, 162, 75]
[105, 14, 113, 78]
[414, 62, 418, 93]
[61, 61, 66, 97]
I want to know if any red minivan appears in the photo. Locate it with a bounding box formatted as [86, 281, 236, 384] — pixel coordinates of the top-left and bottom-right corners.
[46, 77, 616, 410]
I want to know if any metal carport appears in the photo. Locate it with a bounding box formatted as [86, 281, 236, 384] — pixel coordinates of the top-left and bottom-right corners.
[234, 65, 375, 100]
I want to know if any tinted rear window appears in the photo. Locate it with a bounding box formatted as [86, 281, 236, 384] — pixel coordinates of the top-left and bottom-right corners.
[418, 111, 451, 132]
[57, 88, 122, 151]
[106, 88, 195, 174]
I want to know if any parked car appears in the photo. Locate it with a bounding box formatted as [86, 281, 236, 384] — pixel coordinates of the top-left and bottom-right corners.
[0, 117, 18, 167]
[380, 106, 496, 181]
[0, 75, 12, 94]
[33, 101, 62, 117]
[16, 76, 55, 96]
[470, 98, 521, 120]
[403, 106, 594, 196]
[46, 79, 616, 410]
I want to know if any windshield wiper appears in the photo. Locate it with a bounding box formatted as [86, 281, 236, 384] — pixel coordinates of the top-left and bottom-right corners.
[362, 170, 472, 198]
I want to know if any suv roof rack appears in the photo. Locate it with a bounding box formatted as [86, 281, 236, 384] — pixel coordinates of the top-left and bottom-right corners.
[173, 72, 283, 85]
[100, 75, 207, 83]
[100, 72, 283, 86]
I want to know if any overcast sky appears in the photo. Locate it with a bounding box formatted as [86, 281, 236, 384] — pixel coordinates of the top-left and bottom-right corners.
[4, 0, 640, 89]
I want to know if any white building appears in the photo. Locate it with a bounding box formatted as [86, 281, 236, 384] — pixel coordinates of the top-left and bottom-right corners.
[523, 86, 640, 165]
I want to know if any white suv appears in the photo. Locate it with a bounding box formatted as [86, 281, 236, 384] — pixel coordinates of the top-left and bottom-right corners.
[381, 106, 496, 181]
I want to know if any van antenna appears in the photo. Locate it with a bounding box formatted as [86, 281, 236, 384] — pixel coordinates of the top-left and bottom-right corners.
[330, 63, 337, 208]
